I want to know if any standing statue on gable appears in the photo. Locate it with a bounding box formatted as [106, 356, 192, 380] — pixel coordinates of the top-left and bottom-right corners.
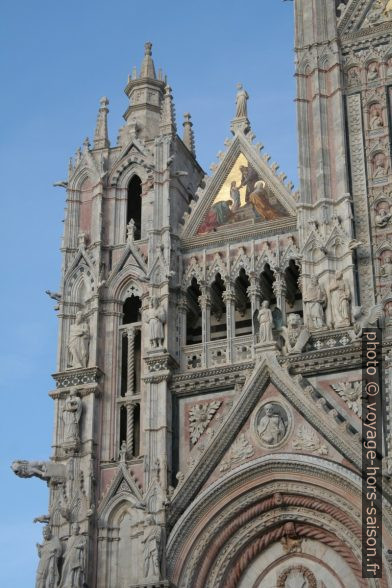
[235, 83, 249, 118]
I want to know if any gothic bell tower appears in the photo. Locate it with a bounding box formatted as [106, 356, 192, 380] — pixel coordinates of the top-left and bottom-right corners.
[12, 43, 203, 588]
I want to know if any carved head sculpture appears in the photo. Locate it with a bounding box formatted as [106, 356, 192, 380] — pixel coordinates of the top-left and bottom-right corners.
[273, 492, 284, 506]
[264, 403, 274, 417]
[261, 300, 270, 309]
[287, 313, 302, 328]
[310, 275, 318, 287]
[71, 523, 80, 535]
[11, 460, 29, 477]
[43, 525, 52, 541]
[75, 311, 84, 324]
[146, 514, 155, 526]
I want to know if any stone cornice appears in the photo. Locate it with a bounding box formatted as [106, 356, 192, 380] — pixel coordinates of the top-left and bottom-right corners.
[180, 218, 297, 252]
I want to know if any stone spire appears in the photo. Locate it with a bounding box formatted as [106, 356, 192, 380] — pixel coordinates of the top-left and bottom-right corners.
[94, 97, 110, 149]
[140, 41, 156, 79]
[231, 83, 250, 134]
[160, 85, 177, 136]
[182, 113, 195, 156]
[120, 43, 166, 142]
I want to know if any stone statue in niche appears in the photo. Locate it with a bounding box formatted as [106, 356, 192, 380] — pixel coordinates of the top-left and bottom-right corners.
[369, 105, 384, 130]
[147, 297, 166, 349]
[68, 311, 90, 369]
[258, 301, 274, 343]
[36, 525, 62, 588]
[142, 515, 162, 579]
[235, 83, 249, 118]
[347, 67, 360, 86]
[327, 271, 352, 328]
[127, 218, 136, 242]
[62, 388, 82, 448]
[375, 202, 392, 227]
[257, 403, 288, 446]
[381, 255, 392, 280]
[373, 153, 388, 178]
[281, 314, 310, 354]
[368, 62, 379, 82]
[59, 523, 87, 588]
[303, 276, 326, 329]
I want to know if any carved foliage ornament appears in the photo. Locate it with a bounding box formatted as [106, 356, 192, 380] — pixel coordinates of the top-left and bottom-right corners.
[219, 434, 254, 472]
[188, 401, 221, 444]
[332, 380, 362, 417]
[292, 424, 328, 455]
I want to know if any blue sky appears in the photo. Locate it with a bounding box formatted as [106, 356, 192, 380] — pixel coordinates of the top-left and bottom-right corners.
[0, 1, 296, 584]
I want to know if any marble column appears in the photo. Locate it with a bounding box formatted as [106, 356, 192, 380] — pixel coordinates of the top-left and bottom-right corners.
[223, 283, 236, 363]
[248, 274, 261, 337]
[199, 285, 211, 367]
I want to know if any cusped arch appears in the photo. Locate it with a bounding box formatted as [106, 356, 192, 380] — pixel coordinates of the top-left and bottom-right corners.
[65, 264, 95, 303]
[107, 268, 146, 302]
[182, 257, 204, 288]
[109, 158, 149, 190]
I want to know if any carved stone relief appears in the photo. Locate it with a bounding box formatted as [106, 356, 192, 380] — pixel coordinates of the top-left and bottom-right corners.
[188, 401, 221, 444]
[254, 403, 290, 448]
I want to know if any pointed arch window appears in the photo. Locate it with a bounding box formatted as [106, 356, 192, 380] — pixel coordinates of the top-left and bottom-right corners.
[127, 175, 142, 240]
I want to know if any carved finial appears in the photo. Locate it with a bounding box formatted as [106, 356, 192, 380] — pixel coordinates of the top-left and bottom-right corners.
[94, 97, 110, 150]
[83, 137, 90, 153]
[160, 84, 176, 135]
[140, 41, 156, 79]
[182, 113, 196, 156]
[132, 66, 137, 80]
[68, 157, 74, 177]
[75, 147, 82, 166]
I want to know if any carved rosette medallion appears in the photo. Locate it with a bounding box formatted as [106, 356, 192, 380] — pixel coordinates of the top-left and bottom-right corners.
[277, 565, 317, 588]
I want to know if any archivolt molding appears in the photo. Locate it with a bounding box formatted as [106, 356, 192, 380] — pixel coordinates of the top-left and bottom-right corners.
[167, 455, 389, 587]
[211, 512, 364, 588]
[182, 489, 362, 588]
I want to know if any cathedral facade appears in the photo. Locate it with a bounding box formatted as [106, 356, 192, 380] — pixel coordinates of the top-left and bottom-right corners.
[12, 1, 392, 586]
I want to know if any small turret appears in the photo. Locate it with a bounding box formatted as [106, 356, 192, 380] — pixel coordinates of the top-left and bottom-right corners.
[182, 113, 196, 156]
[94, 97, 110, 150]
[159, 85, 176, 136]
[120, 42, 166, 142]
